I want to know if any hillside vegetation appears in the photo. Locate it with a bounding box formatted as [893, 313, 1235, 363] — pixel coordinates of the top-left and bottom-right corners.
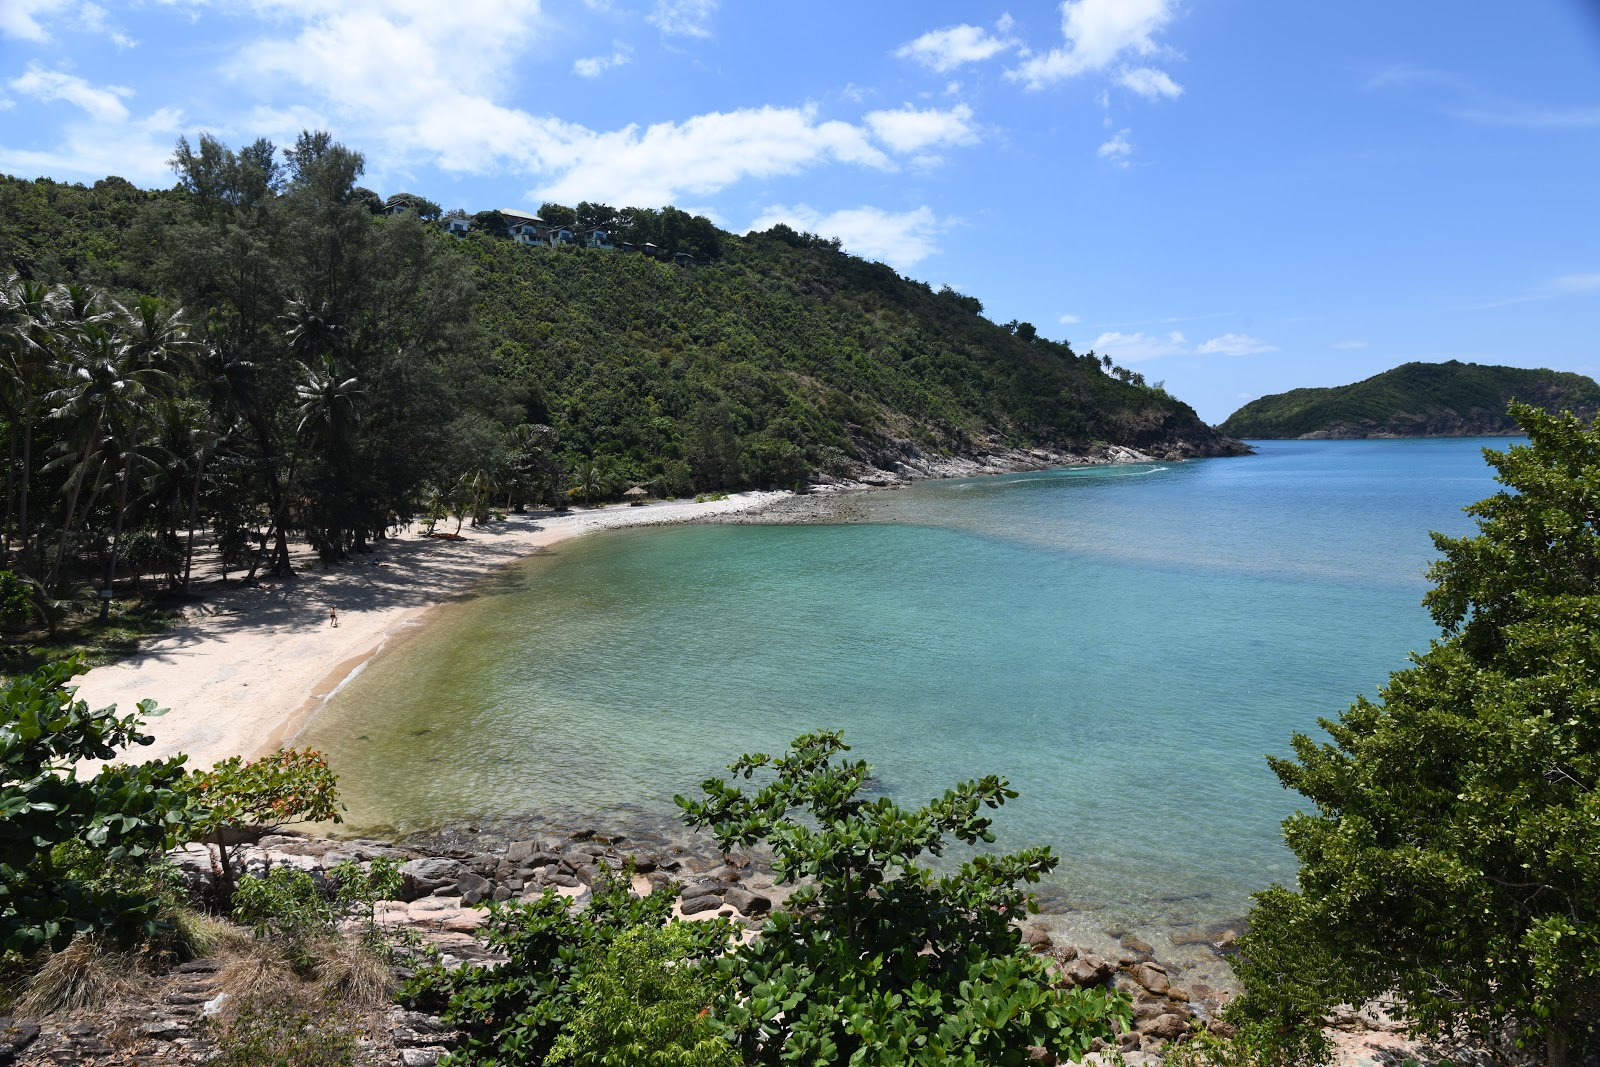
[1219, 360, 1600, 439]
[0, 131, 1243, 646]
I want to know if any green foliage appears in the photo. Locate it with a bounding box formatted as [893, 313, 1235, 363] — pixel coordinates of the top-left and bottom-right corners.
[206, 998, 361, 1067]
[548, 923, 739, 1067]
[1233, 404, 1600, 1064]
[1218, 360, 1600, 438]
[0, 572, 31, 630]
[677, 731, 1129, 1065]
[1164, 1024, 1331, 1067]
[191, 749, 344, 834]
[232, 857, 401, 971]
[399, 865, 738, 1067]
[0, 657, 198, 953]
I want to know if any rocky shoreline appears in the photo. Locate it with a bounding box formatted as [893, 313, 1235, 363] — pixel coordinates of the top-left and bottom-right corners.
[7, 827, 1239, 1066]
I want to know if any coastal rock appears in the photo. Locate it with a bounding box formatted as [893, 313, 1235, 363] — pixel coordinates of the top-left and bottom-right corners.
[455, 872, 492, 905]
[1129, 963, 1170, 995]
[680, 895, 724, 916]
[723, 887, 771, 916]
[1140, 1013, 1190, 1041]
[1056, 955, 1114, 988]
[401, 858, 465, 899]
[680, 883, 725, 901]
[1021, 925, 1053, 952]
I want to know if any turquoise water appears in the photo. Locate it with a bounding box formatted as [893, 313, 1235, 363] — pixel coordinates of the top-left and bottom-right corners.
[301, 437, 1506, 957]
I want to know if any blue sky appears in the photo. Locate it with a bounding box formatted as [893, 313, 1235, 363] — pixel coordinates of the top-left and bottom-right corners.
[2, 0, 1598, 423]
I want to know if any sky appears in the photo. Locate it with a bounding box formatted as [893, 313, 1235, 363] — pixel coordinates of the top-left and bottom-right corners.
[2, 1, 1598, 423]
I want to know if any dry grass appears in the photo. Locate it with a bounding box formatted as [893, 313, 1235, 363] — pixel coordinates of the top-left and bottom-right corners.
[216, 942, 302, 1011]
[14, 938, 142, 1017]
[314, 936, 394, 1007]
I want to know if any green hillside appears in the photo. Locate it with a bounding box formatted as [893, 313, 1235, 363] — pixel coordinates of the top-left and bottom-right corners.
[1219, 361, 1600, 439]
[1, 168, 1241, 498]
[0, 127, 1250, 618]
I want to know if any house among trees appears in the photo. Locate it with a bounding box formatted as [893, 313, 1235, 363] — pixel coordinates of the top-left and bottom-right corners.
[441, 216, 470, 238]
[413, 203, 709, 265]
[582, 226, 613, 249]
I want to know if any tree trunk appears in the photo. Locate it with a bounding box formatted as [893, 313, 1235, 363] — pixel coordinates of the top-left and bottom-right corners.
[1549, 1028, 1570, 1067]
[48, 412, 103, 594]
[3, 419, 16, 567]
[181, 448, 208, 593]
[100, 450, 135, 621]
[17, 411, 33, 577]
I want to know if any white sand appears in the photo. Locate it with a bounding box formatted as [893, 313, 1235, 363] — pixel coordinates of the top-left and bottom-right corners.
[75, 493, 786, 771]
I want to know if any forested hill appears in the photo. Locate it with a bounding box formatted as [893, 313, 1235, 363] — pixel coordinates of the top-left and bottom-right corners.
[1, 163, 1241, 496]
[1220, 361, 1600, 440]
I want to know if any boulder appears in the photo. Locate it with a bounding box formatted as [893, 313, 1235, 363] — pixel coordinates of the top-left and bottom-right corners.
[723, 887, 772, 916]
[455, 872, 492, 905]
[680, 883, 725, 901]
[1129, 963, 1169, 995]
[1056, 955, 1114, 988]
[680, 895, 724, 916]
[1140, 1014, 1189, 1041]
[400, 858, 464, 900]
[1021, 925, 1053, 952]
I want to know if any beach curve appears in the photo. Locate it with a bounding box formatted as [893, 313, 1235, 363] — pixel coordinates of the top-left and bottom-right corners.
[74, 492, 788, 771]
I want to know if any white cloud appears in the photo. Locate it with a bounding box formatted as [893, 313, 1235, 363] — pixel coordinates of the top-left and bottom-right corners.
[749, 204, 945, 269]
[573, 44, 631, 78]
[1010, 0, 1177, 90]
[1089, 329, 1278, 362]
[0, 98, 13, 112]
[1553, 273, 1600, 294]
[1196, 333, 1278, 356]
[1331, 340, 1369, 350]
[862, 103, 977, 154]
[646, 0, 716, 38]
[0, 104, 183, 183]
[1117, 66, 1182, 100]
[533, 106, 894, 207]
[0, 0, 70, 40]
[895, 20, 1017, 73]
[1058, 313, 1080, 325]
[1097, 129, 1133, 166]
[1090, 330, 1187, 362]
[9, 65, 133, 122]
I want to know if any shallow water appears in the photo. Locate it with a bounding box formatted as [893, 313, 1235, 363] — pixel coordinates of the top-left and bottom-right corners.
[300, 437, 1507, 977]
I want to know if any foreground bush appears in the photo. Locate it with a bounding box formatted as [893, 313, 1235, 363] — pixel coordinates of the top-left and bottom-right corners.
[400, 866, 738, 1066]
[678, 730, 1129, 1065]
[1232, 404, 1600, 1065]
[0, 657, 198, 954]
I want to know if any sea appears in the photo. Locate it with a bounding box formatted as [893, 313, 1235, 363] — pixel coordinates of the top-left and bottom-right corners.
[298, 436, 1510, 985]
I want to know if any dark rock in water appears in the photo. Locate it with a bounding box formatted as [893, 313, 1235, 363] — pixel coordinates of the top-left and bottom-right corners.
[1119, 935, 1155, 960]
[401, 857, 465, 899]
[569, 828, 597, 841]
[680, 894, 724, 916]
[1021, 925, 1053, 952]
[723, 887, 772, 916]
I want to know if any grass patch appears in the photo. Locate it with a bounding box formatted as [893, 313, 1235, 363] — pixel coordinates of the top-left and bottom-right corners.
[0, 600, 181, 680]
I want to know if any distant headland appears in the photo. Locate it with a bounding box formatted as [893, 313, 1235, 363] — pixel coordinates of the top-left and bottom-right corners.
[1219, 360, 1600, 439]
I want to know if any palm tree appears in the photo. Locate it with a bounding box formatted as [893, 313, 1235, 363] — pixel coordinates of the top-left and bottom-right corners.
[0, 275, 68, 577]
[571, 458, 605, 505]
[292, 356, 365, 560]
[43, 315, 173, 605]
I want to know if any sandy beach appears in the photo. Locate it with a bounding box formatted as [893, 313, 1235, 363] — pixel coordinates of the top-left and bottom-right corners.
[74, 492, 787, 771]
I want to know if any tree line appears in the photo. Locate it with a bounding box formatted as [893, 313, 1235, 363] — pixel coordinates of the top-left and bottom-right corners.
[1, 132, 569, 624]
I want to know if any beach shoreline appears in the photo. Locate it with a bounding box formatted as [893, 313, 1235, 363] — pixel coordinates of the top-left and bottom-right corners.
[74, 491, 788, 771]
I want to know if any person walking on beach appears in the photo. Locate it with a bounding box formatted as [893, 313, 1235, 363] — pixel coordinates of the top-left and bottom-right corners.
[329, 605, 339, 628]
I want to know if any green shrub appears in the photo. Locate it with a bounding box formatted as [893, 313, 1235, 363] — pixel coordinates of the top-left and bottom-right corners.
[0, 658, 200, 954]
[232, 857, 402, 970]
[677, 731, 1129, 1065]
[1164, 1023, 1332, 1067]
[399, 865, 737, 1066]
[549, 923, 738, 1067]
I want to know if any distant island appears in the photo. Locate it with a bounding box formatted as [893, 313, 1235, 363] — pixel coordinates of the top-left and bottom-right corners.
[1219, 360, 1600, 439]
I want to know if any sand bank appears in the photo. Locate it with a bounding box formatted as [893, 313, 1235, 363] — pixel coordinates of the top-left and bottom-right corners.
[74, 492, 787, 770]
